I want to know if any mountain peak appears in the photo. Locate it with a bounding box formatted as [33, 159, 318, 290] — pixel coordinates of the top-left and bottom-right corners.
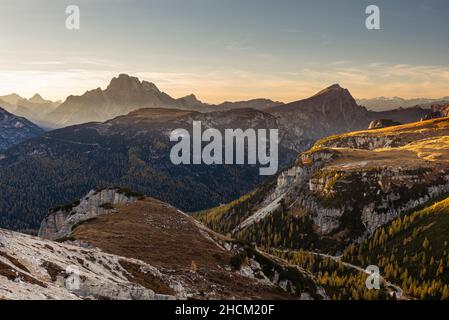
[185, 93, 198, 99]
[29, 93, 47, 104]
[328, 83, 343, 90]
[179, 93, 201, 104]
[31, 93, 43, 99]
[107, 74, 141, 91]
[0, 93, 24, 106]
[106, 74, 161, 94]
[313, 84, 347, 97]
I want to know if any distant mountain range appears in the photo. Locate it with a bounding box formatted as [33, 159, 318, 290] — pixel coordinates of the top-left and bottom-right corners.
[2, 74, 441, 129]
[0, 93, 60, 126]
[46, 74, 283, 127]
[47, 74, 435, 129]
[357, 96, 449, 111]
[0, 107, 44, 151]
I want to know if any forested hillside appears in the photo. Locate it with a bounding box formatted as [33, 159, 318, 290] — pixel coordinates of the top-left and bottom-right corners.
[343, 196, 449, 299]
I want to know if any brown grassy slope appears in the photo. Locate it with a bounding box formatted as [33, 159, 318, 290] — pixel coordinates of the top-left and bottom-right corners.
[69, 198, 295, 299]
[72, 199, 229, 270]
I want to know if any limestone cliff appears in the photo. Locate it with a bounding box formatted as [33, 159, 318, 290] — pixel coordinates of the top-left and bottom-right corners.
[199, 117, 449, 253]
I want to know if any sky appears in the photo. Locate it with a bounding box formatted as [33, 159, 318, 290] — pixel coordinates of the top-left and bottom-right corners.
[0, 0, 448, 103]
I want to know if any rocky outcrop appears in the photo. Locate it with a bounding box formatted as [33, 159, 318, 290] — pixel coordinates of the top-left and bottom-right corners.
[421, 105, 449, 121]
[368, 119, 401, 129]
[306, 166, 448, 241]
[38, 188, 139, 240]
[421, 111, 444, 121]
[232, 149, 336, 234]
[48, 74, 283, 127]
[0, 228, 180, 300]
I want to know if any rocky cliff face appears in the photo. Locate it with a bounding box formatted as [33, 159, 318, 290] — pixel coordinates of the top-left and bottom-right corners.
[307, 166, 449, 236]
[0, 107, 44, 151]
[199, 117, 449, 253]
[0, 228, 185, 300]
[0, 94, 60, 126]
[39, 188, 139, 240]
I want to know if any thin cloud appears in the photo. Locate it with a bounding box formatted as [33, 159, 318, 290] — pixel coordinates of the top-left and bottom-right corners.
[23, 61, 65, 66]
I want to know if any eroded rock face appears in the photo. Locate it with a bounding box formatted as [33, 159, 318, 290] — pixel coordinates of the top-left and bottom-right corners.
[232, 150, 335, 233]
[0, 229, 179, 300]
[361, 179, 449, 234]
[230, 124, 449, 251]
[38, 188, 138, 240]
[301, 196, 344, 235]
[308, 165, 449, 237]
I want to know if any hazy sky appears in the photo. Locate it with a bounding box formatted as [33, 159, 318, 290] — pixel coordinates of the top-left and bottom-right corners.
[0, 0, 448, 103]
